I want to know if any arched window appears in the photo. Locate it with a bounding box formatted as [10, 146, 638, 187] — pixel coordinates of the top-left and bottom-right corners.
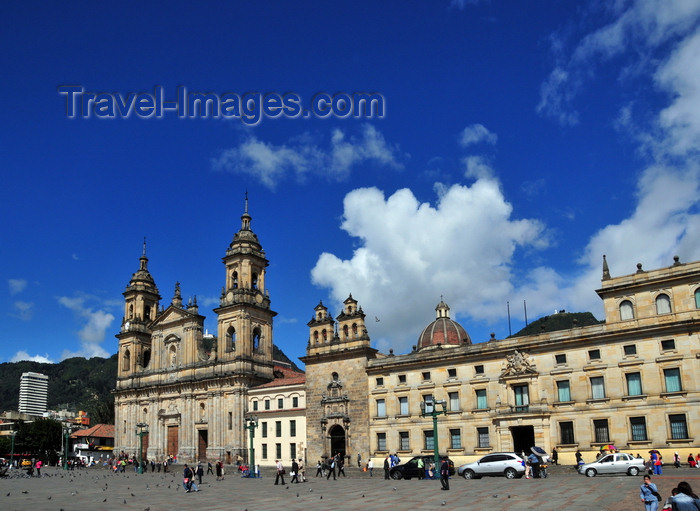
[142, 348, 151, 368]
[169, 345, 177, 367]
[232, 271, 238, 289]
[695, 288, 700, 309]
[655, 294, 672, 315]
[144, 305, 151, 320]
[122, 349, 131, 371]
[322, 329, 327, 341]
[227, 325, 236, 352]
[343, 325, 349, 339]
[252, 273, 258, 290]
[620, 300, 635, 321]
[352, 323, 358, 337]
[252, 327, 261, 351]
[313, 330, 319, 344]
[128, 304, 134, 319]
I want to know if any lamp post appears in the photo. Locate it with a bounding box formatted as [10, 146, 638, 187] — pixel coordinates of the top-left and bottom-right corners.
[136, 423, 149, 474]
[243, 416, 258, 477]
[63, 424, 71, 470]
[419, 398, 447, 477]
[10, 431, 16, 469]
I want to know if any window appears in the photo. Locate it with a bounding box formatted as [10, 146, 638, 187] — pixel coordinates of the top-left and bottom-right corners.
[669, 414, 689, 439]
[555, 354, 567, 365]
[661, 339, 676, 351]
[376, 377, 384, 386]
[277, 398, 284, 409]
[450, 429, 462, 449]
[290, 443, 296, 460]
[398, 396, 409, 415]
[399, 431, 410, 450]
[588, 349, 601, 361]
[664, 368, 682, 392]
[262, 421, 267, 438]
[252, 400, 259, 411]
[474, 365, 484, 375]
[477, 427, 489, 448]
[626, 372, 643, 396]
[475, 389, 488, 409]
[591, 377, 606, 399]
[696, 289, 700, 309]
[513, 384, 529, 411]
[290, 420, 296, 437]
[448, 368, 457, 378]
[275, 443, 282, 459]
[398, 374, 406, 384]
[422, 371, 431, 381]
[424, 430, 434, 450]
[261, 443, 268, 459]
[275, 421, 282, 437]
[557, 380, 571, 402]
[623, 344, 637, 356]
[630, 417, 648, 441]
[656, 294, 672, 314]
[264, 399, 270, 410]
[292, 396, 299, 408]
[228, 412, 232, 430]
[620, 300, 635, 320]
[560, 421, 575, 444]
[376, 399, 386, 417]
[377, 432, 387, 451]
[593, 419, 610, 443]
[449, 392, 460, 412]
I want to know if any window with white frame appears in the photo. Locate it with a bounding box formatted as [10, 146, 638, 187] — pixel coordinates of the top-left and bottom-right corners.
[376, 399, 386, 417]
[477, 427, 489, 448]
[450, 429, 461, 449]
[557, 380, 571, 402]
[590, 376, 606, 399]
[620, 300, 635, 320]
[593, 419, 610, 443]
[655, 294, 671, 314]
[449, 391, 460, 412]
[695, 288, 700, 309]
[424, 430, 434, 450]
[626, 372, 643, 396]
[630, 417, 647, 441]
[399, 431, 410, 450]
[664, 368, 682, 392]
[377, 432, 387, 451]
[398, 396, 409, 415]
[513, 384, 529, 410]
[669, 414, 689, 439]
[475, 389, 487, 409]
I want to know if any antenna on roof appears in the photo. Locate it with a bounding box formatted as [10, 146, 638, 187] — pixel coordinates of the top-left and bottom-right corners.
[507, 301, 512, 336]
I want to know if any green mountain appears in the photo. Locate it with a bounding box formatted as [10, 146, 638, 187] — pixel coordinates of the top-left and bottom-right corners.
[0, 344, 301, 424]
[511, 311, 603, 337]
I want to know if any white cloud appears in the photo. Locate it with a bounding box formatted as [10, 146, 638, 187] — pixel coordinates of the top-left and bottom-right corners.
[8, 278, 27, 295]
[211, 124, 405, 189]
[462, 155, 495, 180]
[58, 295, 114, 359]
[311, 181, 547, 352]
[11, 300, 34, 321]
[459, 124, 497, 147]
[11, 351, 53, 364]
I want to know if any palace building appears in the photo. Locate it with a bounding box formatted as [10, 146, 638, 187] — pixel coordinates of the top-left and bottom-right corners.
[115, 206, 699, 467]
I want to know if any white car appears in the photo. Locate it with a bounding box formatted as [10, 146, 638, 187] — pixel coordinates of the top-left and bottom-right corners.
[578, 452, 645, 477]
[457, 453, 525, 479]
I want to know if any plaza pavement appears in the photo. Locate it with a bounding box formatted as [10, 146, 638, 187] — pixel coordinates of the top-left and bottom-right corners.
[2, 463, 699, 511]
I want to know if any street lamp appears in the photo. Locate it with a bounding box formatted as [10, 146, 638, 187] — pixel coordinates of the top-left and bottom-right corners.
[419, 397, 447, 477]
[136, 423, 149, 474]
[63, 424, 71, 470]
[243, 416, 258, 478]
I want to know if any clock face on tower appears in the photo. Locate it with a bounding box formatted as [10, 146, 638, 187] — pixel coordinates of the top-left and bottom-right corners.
[255, 292, 263, 304]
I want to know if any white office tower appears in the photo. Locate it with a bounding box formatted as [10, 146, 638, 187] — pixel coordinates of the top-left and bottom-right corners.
[19, 372, 49, 416]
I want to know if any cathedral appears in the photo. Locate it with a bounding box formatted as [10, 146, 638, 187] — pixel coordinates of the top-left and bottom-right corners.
[115, 205, 700, 468]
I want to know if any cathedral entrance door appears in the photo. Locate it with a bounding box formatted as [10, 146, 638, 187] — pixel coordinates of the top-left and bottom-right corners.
[510, 425, 534, 456]
[198, 430, 208, 461]
[167, 425, 179, 458]
[328, 424, 346, 458]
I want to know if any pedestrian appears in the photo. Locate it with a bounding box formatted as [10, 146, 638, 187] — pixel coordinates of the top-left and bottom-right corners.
[274, 459, 286, 485]
[368, 458, 373, 477]
[315, 460, 323, 477]
[326, 455, 337, 480]
[357, 452, 362, 468]
[440, 457, 450, 491]
[674, 452, 681, 468]
[417, 457, 424, 479]
[384, 456, 390, 480]
[552, 447, 559, 465]
[183, 464, 194, 492]
[298, 459, 306, 482]
[575, 450, 583, 468]
[215, 461, 222, 481]
[35, 459, 42, 477]
[670, 481, 700, 510]
[640, 474, 660, 511]
[337, 455, 346, 477]
[196, 463, 204, 484]
[291, 459, 299, 484]
[652, 452, 663, 475]
[207, 461, 213, 474]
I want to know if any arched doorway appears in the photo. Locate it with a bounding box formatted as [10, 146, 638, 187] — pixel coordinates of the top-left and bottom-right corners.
[328, 424, 346, 458]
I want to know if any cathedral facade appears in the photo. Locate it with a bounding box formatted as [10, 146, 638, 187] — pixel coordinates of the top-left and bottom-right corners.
[113, 202, 278, 463]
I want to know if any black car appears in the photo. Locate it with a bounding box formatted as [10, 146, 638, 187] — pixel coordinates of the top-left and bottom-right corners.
[389, 456, 455, 480]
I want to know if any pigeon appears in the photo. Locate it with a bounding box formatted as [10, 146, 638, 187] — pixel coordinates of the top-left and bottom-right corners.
[123, 499, 127, 504]
[441, 501, 446, 506]
[103, 499, 107, 502]
[22, 491, 28, 494]
[47, 496, 52, 500]
[131, 493, 135, 497]
[296, 493, 299, 497]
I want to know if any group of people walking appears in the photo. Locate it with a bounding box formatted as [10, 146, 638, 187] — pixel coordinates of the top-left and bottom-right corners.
[641, 476, 700, 511]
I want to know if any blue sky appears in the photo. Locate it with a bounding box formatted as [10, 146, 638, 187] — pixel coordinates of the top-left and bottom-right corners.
[2, 1, 700, 365]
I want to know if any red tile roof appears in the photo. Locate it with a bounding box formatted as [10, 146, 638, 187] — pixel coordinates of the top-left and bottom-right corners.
[252, 365, 306, 389]
[70, 423, 115, 439]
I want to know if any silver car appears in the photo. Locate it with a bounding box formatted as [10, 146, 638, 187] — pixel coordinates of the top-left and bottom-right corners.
[578, 452, 645, 477]
[457, 453, 525, 479]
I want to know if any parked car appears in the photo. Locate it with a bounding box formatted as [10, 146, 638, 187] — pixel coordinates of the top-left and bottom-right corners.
[21, 459, 32, 467]
[457, 452, 525, 479]
[578, 452, 645, 477]
[389, 456, 455, 480]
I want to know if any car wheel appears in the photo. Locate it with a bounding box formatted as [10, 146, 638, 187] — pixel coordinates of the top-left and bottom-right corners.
[390, 471, 403, 480]
[462, 469, 476, 479]
[504, 468, 517, 479]
[628, 467, 640, 476]
[585, 468, 597, 477]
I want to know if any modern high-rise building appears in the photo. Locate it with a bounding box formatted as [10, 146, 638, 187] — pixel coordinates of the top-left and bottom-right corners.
[19, 372, 49, 416]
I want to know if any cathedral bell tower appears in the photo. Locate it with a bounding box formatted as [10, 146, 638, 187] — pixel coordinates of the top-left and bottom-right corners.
[116, 240, 161, 378]
[214, 197, 276, 379]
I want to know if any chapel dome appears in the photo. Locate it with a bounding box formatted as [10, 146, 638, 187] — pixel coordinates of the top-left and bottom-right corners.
[417, 300, 471, 350]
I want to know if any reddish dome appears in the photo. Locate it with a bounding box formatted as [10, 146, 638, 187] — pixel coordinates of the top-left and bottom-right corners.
[417, 300, 471, 349]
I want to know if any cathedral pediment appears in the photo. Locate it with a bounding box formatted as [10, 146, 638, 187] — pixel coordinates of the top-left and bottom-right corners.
[152, 305, 200, 327]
